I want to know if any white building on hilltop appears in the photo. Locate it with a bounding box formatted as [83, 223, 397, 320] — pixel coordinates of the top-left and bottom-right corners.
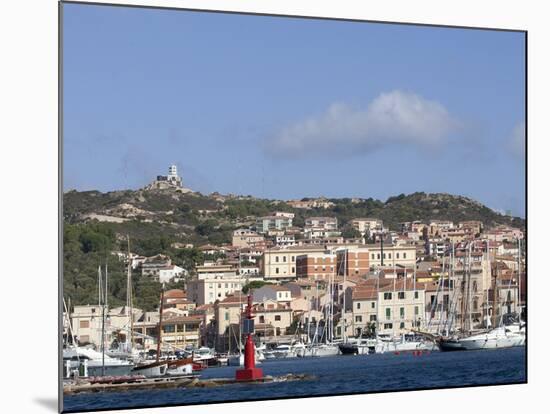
[147, 164, 192, 192]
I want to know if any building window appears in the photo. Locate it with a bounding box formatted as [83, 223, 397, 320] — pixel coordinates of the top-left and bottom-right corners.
[291, 267, 295, 273]
[385, 308, 391, 320]
[291, 256, 295, 261]
[396, 253, 400, 259]
[79, 320, 89, 329]
[164, 325, 175, 333]
[370, 315, 377, 322]
[275, 268, 279, 274]
[377, 254, 380, 259]
[357, 302, 361, 309]
[225, 312, 229, 321]
[388, 253, 392, 259]
[400, 307, 405, 319]
[275, 315, 281, 321]
[403, 253, 407, 259]
[355, 316, 362, 323]
[372, 254, 375, 260]
[371, 302, 375, 309]
[414, 291, 419, 299]
[275, 256, 279, 263]
[400, 322, 405, 329]
[384, 323, 393, 330]
[383, 253, 386, 259]
[398, 291, 405, 299]
[384, 292, 392, 300]
[414, 306, 419, 316]
[283, 256, 287, 262]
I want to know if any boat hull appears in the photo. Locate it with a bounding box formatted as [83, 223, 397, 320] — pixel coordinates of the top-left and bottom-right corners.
[132, 362, 168, 377]
[438, 339, 467, 352]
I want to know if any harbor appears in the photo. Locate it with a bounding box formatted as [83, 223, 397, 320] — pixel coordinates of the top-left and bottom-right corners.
[61, 168, 527, 412]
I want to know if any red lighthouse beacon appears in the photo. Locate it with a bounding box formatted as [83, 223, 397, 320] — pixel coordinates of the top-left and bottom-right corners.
[235, 294, 264, 381]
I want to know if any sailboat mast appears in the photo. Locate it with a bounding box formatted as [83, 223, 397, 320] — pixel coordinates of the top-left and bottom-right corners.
[156, 289, 165, 363]
[98, 266, 102, 309]
[467, 244, 473, 333]
[492, 265, 498, 328]
[342, 249, 347, 341]
[239, 291, 242, 353]
[100, 265, 106, 376]
[517, 237, 521, 316]
[127, 236, 134, 351]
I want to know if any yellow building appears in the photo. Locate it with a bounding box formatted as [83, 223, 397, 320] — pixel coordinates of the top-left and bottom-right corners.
[160, 315, 202, 349]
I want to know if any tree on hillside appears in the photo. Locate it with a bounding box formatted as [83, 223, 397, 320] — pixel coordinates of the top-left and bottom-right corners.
[242, 280, 274, 294]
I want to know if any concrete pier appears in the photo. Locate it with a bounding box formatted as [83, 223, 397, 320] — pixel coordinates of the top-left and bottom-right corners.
[63, 373, 316, 395]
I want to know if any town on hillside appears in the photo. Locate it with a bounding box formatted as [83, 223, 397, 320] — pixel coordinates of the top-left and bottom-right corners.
[64, 165, 526, 359]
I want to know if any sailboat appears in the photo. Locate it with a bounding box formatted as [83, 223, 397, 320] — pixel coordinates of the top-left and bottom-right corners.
[437, 241, 524, 351]
[303, 267, 340, 357]
[132, 289, 168, 377]
[63, 265, 135, 378]
[107, 236, 141, 361]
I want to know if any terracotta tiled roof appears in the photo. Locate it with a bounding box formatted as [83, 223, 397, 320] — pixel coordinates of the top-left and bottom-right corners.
[164, 289, 186, 299]
[161, 315, 202, 325]
[352, 288, 377, 300]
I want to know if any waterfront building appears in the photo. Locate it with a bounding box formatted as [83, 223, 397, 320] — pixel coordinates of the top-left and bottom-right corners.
[252, 301, 293, 338]
[377, 278, 426, 336]
[212, 293, 247, 351]
[350, 285, 378, 337]
[161, 315, 202, 349]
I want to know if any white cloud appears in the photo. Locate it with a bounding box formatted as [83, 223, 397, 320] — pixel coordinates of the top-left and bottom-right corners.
[266, 90, 459, 158]
[509, 121, 525, 158]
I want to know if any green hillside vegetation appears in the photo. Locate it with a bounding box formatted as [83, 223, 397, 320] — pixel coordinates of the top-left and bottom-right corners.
[64, 223, 201, 311]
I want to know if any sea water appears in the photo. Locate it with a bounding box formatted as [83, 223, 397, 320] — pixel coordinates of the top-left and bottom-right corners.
[63, 347, 526, 412]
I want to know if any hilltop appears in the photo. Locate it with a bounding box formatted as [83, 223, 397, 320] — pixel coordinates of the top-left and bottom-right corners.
[63, 187, 524, 243]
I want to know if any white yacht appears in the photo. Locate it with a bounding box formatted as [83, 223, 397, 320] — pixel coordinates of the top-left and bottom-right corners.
[63, 346, 134, 377]
[300, 343, 340, 357]
[459, 326, 520, 350]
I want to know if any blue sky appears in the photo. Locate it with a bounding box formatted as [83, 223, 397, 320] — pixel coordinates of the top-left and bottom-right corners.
[63, 3, 526, 216]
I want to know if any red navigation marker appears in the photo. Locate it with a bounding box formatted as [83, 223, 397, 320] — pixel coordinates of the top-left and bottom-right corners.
[236, 294, 264, 381]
